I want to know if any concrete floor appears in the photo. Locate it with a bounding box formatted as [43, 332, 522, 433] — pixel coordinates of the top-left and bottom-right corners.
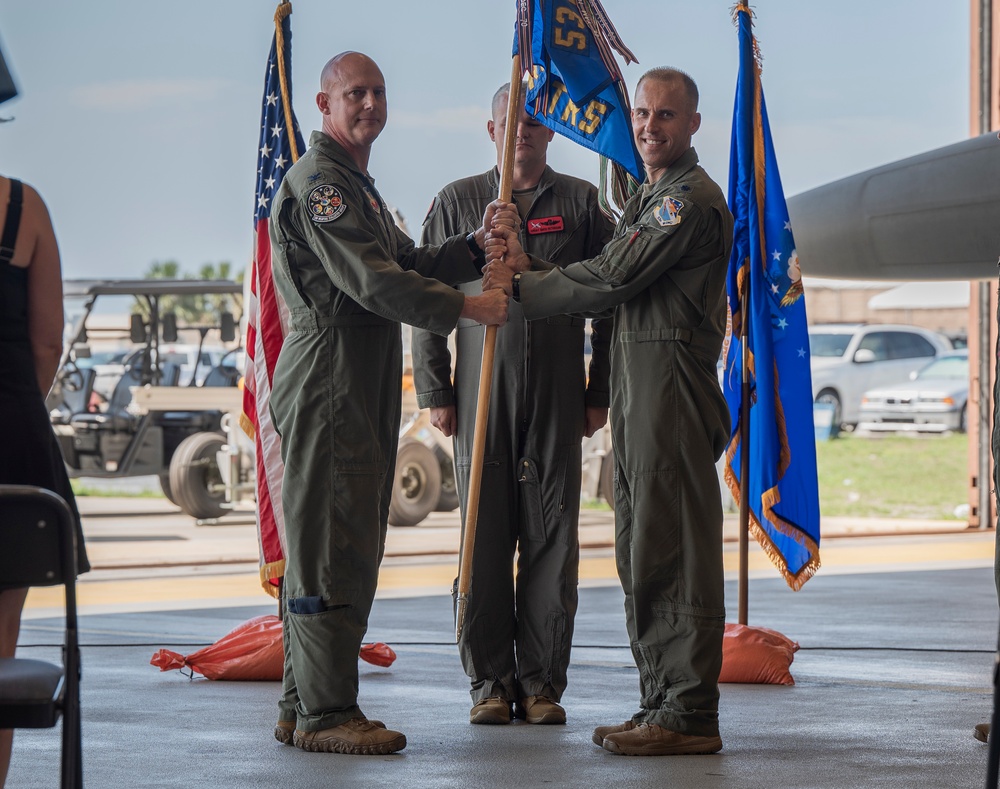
[11, 567, 999, 789]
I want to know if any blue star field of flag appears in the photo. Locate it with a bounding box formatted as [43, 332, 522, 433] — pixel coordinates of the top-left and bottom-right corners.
[254, 26, 304, 224]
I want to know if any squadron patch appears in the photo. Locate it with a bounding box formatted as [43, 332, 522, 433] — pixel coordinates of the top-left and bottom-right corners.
[654, 196, 684, 227]
[362, 186, 381, 214]
[308, 184, 346, 223]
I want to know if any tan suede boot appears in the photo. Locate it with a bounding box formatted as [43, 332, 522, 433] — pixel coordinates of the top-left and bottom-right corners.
[602, 722, 722, 756]
[514, 696, 566, 725]
[293, 718, 405, 755]
[592, 719, 636, 746]
[276, 717, 384, 745]
[469, 697, 512, 724]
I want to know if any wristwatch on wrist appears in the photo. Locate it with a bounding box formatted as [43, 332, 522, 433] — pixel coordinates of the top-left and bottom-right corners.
[512, 272, 522, 303]
[465, 232, 486, 272]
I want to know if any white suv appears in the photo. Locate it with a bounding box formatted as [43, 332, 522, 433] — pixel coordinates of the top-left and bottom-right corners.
[808, 323, 952, 428]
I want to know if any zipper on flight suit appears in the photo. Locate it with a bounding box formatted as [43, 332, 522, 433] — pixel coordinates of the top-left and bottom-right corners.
[519, 193, 537, 438]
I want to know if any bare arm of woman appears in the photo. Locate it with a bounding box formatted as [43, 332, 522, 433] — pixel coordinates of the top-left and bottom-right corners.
[22, 184, 64, 395]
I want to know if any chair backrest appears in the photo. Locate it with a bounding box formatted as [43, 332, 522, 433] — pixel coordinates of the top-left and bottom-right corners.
[0, 485, 81, 787]
[0, 486, 78, 593]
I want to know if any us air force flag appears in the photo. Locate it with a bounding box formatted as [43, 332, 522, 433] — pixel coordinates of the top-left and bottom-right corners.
[723, 4, 821, 591]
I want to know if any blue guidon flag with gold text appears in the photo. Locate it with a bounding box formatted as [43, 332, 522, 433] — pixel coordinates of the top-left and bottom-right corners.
[722, 4, 820, 590]
[514, 0, 644, 181]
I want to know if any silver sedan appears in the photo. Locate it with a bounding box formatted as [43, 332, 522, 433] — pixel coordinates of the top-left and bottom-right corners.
[858, 352, 969, 433]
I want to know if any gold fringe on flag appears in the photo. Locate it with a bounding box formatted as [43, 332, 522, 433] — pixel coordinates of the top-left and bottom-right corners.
[724, 439, 821, 591]
[570, 0, 642, 218]
[260, 559, 287, 600]
[239, 412, 255, 441]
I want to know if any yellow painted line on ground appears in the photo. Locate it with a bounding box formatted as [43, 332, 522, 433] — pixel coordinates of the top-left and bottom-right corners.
[24, 534, 994, 614]
[25, 573, 266, 612]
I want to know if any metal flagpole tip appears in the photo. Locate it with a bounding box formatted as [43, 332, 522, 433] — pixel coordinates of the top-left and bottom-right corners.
[454, 594, 468, 643]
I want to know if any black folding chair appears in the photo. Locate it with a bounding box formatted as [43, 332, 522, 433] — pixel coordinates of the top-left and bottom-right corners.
[0, 485, 81, 788]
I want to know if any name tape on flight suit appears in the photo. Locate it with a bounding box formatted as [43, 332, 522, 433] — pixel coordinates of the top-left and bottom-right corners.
[527, 216, 564, 234]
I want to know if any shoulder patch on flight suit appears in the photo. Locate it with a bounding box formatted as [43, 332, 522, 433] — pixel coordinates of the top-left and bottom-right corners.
[653, 196, 684, 227]
[307, 184, 347, 223]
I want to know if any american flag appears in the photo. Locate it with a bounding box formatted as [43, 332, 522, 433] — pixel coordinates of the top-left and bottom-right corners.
[241, 1, 304, 599]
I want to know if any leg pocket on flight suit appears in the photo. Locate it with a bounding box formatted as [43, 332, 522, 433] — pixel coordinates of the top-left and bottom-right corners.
[519, 458, 545, 542]
[518, 448, 575, 545]
[329, 469, 385, 599]
[630, 468, 682, 584]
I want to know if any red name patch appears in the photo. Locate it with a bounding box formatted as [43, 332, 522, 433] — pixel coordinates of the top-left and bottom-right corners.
[527, 216, 564, 234]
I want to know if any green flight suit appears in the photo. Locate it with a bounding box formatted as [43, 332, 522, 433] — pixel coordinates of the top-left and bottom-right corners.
[412, 166, 613, 705]
[515, 148, 733, 737]
[268, 131, 477, 732]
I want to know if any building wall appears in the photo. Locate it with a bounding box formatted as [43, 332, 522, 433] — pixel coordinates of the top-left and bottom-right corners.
[803, 285, 968, 337]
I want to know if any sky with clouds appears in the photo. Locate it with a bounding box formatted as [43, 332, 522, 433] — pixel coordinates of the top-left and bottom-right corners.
[0, 1, 970, 281]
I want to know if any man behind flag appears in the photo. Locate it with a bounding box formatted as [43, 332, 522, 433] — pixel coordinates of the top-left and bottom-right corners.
[242, 1, 303, 600]
[411, 83, 614, 726]
[722, 4, 821, 591]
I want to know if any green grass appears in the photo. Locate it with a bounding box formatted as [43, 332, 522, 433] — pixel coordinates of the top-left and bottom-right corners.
[816, 432, 968, 519]
[70, 481, 163, 498]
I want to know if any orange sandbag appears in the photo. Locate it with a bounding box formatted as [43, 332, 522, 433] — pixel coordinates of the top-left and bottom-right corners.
[150, 614, 397, 680]
[359, 642, 396, 667]
[719, 622, 799, 685]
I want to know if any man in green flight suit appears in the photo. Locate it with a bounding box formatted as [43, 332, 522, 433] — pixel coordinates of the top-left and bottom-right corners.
[412, 84, 614, 726]
[267, 51, 509, 756]
[483, 67, 733, 756]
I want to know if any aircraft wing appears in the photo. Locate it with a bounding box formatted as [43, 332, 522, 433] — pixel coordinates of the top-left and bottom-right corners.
[787, 133, 1000, 281]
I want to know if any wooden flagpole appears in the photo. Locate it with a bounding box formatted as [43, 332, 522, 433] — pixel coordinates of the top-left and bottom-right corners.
[737, 0, 755, 626]
[738, 278, 750, 626]
[455, 55, 525, 643]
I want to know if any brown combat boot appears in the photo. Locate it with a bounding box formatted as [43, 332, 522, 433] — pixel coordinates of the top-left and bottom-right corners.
[293, 718, 405, 755]
[469, 697, 512, 724]
[276, 717, 385, 745]
[602, 722, 722, 756]
[592, 719, 636, 746]
[514, 696, 566, 725]
[275, 720, 295, 745]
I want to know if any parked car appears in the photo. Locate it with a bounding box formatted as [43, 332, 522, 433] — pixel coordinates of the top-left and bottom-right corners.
[857, 351, 969, 433]
[808, 323, 952, 428]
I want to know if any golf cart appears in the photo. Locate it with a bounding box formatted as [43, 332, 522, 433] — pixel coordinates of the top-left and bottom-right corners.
[49, 278, 244, 519]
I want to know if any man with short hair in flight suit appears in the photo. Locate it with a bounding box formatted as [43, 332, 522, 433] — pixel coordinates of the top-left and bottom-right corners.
[268, 51, 509, 756]
[412, 83, 614, 726]
[483, 67, 733, 756]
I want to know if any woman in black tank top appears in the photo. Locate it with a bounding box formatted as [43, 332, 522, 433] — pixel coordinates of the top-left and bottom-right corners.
[0, 176, 89, 788]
